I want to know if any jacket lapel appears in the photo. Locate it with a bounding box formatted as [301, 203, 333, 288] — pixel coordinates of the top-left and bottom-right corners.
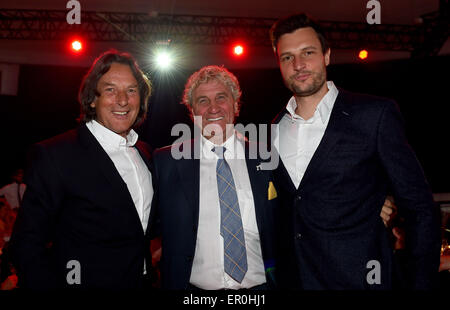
[272, 109, 299, 195]
[272, 108, 289, 125]
[175, 139, 200, 230]
[275, 158, 297, 194]
[135, 141, 153, 174]
[78, 125, 130, 197]
[244, 141, 266, 239]
[134, 141, 156, 236]
[77, 124, 144, 234]
[244, 141, 277, 281]
[298, 91, 351, 189]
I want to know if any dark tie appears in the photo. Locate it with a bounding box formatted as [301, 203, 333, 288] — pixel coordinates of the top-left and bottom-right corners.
[213, 146, 248, 283]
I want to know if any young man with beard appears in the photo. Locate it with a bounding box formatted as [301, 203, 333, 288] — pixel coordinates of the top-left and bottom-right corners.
[270, 13, 440, 290]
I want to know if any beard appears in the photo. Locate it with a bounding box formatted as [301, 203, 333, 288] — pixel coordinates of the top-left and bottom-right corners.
[286, 70, 327, 97]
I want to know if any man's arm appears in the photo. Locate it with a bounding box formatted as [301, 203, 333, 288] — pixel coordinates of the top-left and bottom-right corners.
[10, 144, 63, 289]
[377, 100, 441, 289]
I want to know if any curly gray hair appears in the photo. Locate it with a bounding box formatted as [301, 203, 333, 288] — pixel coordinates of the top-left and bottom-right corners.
[182, 65, 242, 117]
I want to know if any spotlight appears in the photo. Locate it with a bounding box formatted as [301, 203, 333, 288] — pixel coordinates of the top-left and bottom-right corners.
[359, 49, 368, 60]
[70, 40, 83, 53]
[233, 44, 244, 56]
[154, 51, 173, 70]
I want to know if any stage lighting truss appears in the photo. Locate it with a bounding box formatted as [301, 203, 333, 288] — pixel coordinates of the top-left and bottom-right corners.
[0, 7, 448, 58]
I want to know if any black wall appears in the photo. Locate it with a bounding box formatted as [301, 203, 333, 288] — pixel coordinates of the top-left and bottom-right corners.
[1, 55, 449, 192]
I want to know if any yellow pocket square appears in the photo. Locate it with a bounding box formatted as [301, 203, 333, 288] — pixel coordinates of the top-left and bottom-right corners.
[268, 181, 277, 200]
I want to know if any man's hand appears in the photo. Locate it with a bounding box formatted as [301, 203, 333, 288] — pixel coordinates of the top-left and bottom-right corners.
[380, 196, 397, 227]
[439, 255, 450, 272]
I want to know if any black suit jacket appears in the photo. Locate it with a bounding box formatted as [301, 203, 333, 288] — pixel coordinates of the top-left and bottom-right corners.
[152, 138, 278, 289]
[10, 124, 155, 289]
[273, 88, 441, 290]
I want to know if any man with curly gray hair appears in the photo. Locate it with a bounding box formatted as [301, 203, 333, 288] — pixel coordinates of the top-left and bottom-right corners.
[182, 65, 241, 116]
[181, 65, 242, 144]
[152, 65, 278, 290]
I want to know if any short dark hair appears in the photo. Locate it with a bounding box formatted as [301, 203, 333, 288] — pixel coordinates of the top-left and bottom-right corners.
[78, 49, 152, 127]
[270, 13, 329, 54]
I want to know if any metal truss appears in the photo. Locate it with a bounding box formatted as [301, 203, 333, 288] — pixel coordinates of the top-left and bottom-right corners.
[0, 8, 448, 57]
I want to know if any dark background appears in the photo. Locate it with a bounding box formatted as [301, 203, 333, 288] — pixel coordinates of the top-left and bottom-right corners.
[1, 55, 449, 193]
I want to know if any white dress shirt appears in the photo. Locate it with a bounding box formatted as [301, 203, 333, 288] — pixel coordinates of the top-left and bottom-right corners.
[274, 81, 339, 188]
[86, 120, 153, 233]
[189, 133, 266, 289]
[0, 182, 26, 209]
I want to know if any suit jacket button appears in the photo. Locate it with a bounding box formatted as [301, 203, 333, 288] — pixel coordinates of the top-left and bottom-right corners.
[295, 195, 302, 202]
[295, 233, 302, 240]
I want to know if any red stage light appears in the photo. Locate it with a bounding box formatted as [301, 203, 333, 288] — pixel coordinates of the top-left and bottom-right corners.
[359, 49, 368, 60]
[71, 40, 83, 52]
[233, 44, 244, 56]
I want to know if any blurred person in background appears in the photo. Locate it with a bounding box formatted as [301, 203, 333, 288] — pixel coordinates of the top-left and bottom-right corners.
[0, 168, 26, 210]
[270, 13, 441, 290]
